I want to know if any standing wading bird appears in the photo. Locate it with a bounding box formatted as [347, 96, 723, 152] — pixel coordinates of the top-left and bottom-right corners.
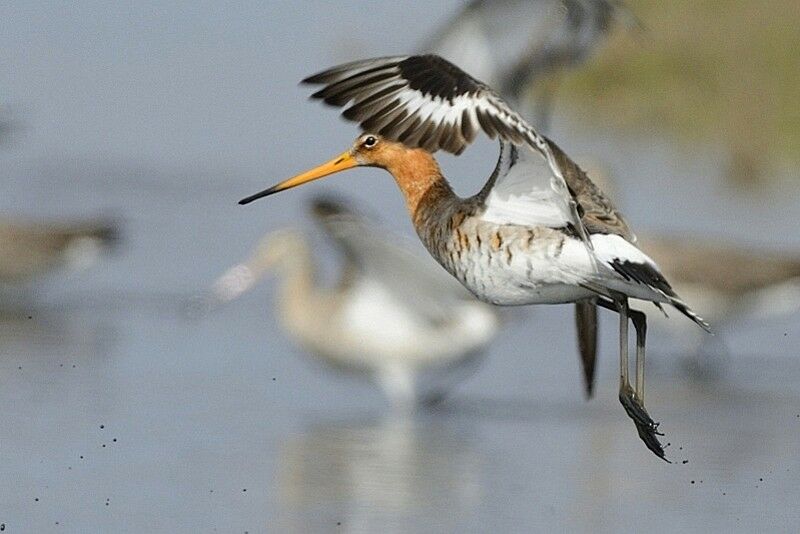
[238, 55, 709, 460]
[210, 196, 500, 407]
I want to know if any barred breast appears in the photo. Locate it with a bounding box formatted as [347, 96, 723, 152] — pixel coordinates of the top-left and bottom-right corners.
[414, 198, 596, 305]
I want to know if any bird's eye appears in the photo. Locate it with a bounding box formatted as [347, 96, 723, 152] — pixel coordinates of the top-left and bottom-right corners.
[363, 135, 378, 148]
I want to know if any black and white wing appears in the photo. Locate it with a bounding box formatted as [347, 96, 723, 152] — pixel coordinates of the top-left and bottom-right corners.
[302, 54, 555, 158]
[478, 140, 580, 229]
[303, 54, 588, 234]
[310, 196, 484, 325]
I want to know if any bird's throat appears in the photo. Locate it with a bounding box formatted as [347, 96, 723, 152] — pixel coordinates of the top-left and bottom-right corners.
[384, 150, 453, 224]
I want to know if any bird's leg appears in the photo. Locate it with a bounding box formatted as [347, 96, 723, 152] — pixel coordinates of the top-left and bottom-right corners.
[594, 295, 632, 392]
[628, 307, 668, 461]
[617, 298, 629, 391]
[614, 298, 645, 422]
[609, 298, 668, 461]
[630, 308, 648, 404]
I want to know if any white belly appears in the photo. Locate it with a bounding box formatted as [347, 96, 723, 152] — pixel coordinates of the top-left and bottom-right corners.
[443, 231, 667, 306]
[457, 251, 597, 305]
[287, 278, 499, 371]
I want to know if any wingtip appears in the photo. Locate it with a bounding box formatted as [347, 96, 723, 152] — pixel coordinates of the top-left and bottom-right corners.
[691, 314, 713, 334]
[688, 308, 712, 333]
[301, 72, 326, 85]
[669, 297, 712, 334]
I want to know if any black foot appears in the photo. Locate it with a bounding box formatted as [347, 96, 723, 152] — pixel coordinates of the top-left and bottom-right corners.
[619, 387, 670, 462]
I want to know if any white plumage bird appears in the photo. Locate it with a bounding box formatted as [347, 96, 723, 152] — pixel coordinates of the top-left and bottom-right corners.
[210, 196, 500, 407]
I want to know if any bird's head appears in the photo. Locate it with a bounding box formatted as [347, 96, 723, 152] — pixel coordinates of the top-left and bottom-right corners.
[238, 133, 427, 205]
[210, 228, 306, 303]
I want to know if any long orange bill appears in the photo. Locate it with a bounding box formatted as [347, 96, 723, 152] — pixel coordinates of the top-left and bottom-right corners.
[239, 150, 357, 205]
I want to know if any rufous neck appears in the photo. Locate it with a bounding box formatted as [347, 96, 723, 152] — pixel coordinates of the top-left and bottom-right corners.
[383, 149, 453, 221]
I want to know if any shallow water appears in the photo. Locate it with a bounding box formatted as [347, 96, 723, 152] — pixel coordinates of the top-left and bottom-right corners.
[2, 295, 800, 533]
[2, 2, 800, 532]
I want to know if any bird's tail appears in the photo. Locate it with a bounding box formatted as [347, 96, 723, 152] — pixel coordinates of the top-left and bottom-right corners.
[668, 295, 711, 333]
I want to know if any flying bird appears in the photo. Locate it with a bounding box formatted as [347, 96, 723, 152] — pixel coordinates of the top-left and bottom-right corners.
[424, 0, 638, 396]
[239, 54, 709, 460]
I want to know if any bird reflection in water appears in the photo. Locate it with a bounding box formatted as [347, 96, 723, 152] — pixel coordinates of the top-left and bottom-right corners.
[208, 196, 500, 407]
[275, 415, 481, 532]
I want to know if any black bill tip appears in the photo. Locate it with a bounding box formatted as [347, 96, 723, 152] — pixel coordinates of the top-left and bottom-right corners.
[238, 186, 279, 205]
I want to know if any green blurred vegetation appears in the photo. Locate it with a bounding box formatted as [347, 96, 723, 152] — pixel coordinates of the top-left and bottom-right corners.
[557, 0, 800, 182]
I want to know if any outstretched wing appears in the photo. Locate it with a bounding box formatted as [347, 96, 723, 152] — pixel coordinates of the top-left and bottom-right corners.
[547, 138, 634, 240]
[310, 196, 484, 325]
[302, 54, 554, 158]
[476, 140, 580, 230]
[303, 54, 593, 236]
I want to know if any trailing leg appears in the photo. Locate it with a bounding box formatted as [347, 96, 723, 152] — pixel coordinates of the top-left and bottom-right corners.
[598, 297, 668, 461]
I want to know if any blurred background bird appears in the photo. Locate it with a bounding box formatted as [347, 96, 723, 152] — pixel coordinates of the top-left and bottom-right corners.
[0, 112, 121, 308]
[642, 237, 800, 380]
[0, 215, 120, 303]
[421, 0, 638, 130]
[206, 196, 501, 408]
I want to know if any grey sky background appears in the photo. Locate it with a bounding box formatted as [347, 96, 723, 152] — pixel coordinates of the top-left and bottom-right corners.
[1, 2, 463, 176]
